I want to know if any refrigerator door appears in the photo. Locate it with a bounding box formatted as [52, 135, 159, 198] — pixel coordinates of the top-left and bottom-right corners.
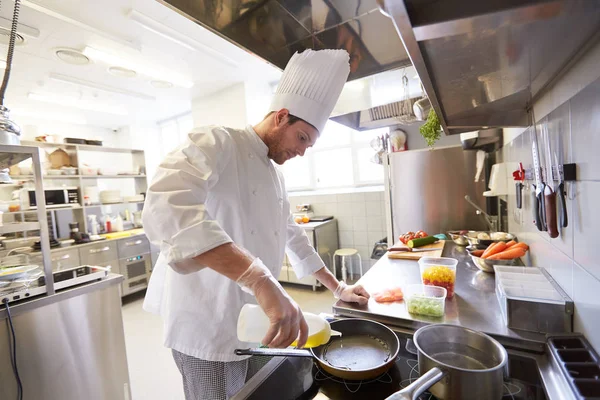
[386, 145, 488, 240]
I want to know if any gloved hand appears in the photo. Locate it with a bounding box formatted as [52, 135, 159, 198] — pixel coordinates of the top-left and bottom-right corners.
[237, 258, 308, 348]
[334, 282, 370, 305]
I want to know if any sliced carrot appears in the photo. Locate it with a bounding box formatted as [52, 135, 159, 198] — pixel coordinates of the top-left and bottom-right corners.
[374, 287, 404, 303]
[471, 249, 485, 257]
[482, 242, 508, 259]
[487, 247, 527, 260]
[511, 242, 529, 251]
[505, 240, 517, 248]
[481, 242, 499, 258]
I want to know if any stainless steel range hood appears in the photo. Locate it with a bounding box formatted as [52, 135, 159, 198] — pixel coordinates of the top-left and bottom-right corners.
[380, 0, 600, 135]
[158, 0, 411, 81]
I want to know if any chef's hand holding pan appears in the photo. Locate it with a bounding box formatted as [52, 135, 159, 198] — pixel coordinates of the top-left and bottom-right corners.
[237, 258, 308, 348]
[334, 282, 370, 305]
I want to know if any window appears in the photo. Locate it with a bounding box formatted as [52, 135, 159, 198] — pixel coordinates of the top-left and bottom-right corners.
[158, 113, 193, 158]
[280, 120, 387, 191]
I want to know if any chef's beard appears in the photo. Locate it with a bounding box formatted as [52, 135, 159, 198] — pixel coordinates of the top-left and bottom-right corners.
[264, 126, 295, 165]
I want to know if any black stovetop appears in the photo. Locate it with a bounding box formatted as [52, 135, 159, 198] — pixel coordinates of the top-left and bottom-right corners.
[239, 335, 548, 400]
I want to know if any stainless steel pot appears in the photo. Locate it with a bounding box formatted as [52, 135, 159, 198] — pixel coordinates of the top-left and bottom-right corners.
[386, 324, 508, 400]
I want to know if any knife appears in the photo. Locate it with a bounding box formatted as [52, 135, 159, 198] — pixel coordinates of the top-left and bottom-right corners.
[542, 123, 559, 238]
[531, 123, 546, 231]
[555, 152, 568, 228]
[388, 247, 436, 253]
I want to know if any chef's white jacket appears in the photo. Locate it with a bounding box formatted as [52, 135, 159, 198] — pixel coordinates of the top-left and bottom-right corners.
[142, 125, 326, 362]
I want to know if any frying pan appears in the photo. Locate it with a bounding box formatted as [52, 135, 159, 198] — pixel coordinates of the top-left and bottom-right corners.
[235, 318, 400, 380]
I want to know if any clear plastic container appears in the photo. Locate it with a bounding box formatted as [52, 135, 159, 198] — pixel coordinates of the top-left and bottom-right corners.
[419, 256, 458, 298]
[404, 284, 447, 317]
[237, 304, 340, 348]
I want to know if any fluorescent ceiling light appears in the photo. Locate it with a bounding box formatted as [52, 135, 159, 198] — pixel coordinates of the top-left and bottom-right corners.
[49, 73, 156, 101]
[28, 92, 128, 116]
[0, 60, 5, 69]
[83, 46, 194, 89]
[12, 108, 87, 125]
[128, 9, 237, 68]
[0, 17, 40, 38]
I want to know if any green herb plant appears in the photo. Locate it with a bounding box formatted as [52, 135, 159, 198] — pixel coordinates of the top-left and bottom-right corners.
[419, 108, 441, 148]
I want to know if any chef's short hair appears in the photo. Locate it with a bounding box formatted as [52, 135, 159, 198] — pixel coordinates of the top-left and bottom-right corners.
[264, 111, 315, 130]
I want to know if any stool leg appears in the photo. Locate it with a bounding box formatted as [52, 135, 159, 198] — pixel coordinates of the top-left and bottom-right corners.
[341, 257, 347, 283]
[357, 254, 363, 278]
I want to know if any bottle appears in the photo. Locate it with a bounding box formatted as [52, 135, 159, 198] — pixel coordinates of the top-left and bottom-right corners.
[114, 214, 124, 232]
[237, 304, 341, 348]
[88, 214, 98, 236]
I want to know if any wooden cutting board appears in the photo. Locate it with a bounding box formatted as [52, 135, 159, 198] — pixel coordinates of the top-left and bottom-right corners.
[387, 240, 446, 260]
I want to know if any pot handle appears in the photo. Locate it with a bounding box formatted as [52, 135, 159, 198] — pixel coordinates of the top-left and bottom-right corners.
[385, 367, 445, 400]
[235, 348, 313, 357]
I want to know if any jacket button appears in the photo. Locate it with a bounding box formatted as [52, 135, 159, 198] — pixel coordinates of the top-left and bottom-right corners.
[252, 189, 257, 195]
[250, 230, 255, 235]
[248, 153, 254, 159]
[274, 231, 279, 236]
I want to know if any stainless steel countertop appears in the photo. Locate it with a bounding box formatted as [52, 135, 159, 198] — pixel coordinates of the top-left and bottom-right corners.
[0, 273, 123, 320]
[333, 242, 547, 351]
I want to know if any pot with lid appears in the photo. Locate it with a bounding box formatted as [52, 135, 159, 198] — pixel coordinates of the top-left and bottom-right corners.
[386, 324, 508, 400]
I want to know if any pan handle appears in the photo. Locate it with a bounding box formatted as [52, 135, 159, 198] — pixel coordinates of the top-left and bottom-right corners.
[235, 348, 313, 357]
[385, 367, 445, 400]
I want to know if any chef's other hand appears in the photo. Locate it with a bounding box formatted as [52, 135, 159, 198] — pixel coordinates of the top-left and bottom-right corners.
[334, 282, 370, 305]
[237, 258, 309, 348]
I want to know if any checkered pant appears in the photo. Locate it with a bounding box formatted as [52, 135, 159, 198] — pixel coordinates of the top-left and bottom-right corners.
[172, 349, 271, 400]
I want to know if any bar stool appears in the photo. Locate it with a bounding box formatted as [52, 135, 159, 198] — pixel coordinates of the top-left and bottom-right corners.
[333, 248, 363, 283]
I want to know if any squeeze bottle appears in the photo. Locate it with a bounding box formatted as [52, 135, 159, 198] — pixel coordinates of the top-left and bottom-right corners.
[237, 304, 341, 348]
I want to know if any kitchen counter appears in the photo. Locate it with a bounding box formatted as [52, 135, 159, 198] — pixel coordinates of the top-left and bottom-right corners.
[333, 242, 547, 352]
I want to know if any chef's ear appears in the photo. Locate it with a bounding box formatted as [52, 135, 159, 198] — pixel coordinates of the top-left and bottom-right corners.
[274, 108, 290, 127]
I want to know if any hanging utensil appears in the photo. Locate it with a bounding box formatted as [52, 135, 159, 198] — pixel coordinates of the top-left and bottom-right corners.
[398, 70, 417, 124]
[531, 113, 546, 232]
[554, 127, 568, 228]
[542, 122, 559, 238]
[512, 163, 525, 209]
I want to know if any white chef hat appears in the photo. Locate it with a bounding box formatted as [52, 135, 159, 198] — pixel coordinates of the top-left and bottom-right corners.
[269, 49, 350, 133]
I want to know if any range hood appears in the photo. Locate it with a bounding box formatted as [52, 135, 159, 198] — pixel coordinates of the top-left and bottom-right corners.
[380, 0, 600, 135]
[158, 0, 411, 82]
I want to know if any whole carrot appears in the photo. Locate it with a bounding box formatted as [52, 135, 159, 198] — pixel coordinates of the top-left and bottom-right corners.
[482, 242, 508, 259]
[505, 240, 517, 248]
[471, 249, 485, 257]
[512, 242, 529, 251]
[488, 247, 526, 260]
[481, 242, 499, 258]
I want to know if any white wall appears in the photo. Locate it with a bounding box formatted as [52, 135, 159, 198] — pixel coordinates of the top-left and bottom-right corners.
[192, 83, 248, 128]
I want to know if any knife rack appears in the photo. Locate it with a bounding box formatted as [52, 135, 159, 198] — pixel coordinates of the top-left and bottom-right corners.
[523, 163, 577, 182]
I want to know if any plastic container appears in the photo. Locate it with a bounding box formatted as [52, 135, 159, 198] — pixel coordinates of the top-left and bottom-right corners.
[404, 284, 447, 317]
[237, 304, 340, 348]
[419, 256, 458, 298]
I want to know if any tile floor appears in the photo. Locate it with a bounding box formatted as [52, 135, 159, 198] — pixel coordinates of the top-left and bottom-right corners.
[121, 284, 336, 400]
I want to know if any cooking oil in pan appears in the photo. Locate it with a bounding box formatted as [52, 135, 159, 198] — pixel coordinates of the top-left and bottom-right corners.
[322, 335, 391, 370]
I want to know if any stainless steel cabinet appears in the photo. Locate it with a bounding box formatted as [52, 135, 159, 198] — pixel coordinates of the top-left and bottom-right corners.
[29, 248, 81, 271]
[119, 254, 152, 296]
[279, 219, 338, 290]
[80, 241, 119, 266]
[117, 236, 150, 259]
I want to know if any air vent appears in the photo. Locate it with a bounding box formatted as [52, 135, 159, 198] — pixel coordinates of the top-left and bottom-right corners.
[108, 66, 137, 78]
[55, 48, 90, 65]
[0, 27, 25, 46]
[368, 102, 403, 121]
[150, 80, 173, 89]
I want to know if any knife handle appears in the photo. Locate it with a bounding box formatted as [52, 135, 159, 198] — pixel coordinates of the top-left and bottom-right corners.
[539, 183, 547, 231]
[545, 190, 559, 238]
[516, 183, 523, 209]
[532, 185, 543, 231]
[557, 181, 568, 228]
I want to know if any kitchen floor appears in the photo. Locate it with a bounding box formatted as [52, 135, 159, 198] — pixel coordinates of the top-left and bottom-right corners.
[121, 285, 336, 400]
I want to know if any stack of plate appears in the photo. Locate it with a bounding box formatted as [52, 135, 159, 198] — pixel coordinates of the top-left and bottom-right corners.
[99, 190, 122, 204]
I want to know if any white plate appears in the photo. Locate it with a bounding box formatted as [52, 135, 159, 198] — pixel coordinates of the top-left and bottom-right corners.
[0, 265, 39, 280]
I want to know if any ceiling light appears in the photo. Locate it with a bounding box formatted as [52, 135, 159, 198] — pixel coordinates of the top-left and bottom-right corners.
[49, 73, 156, 101]
[150, 80, 173, 89]
[128, 9, 237, 68]
[0, 17, 39, 39]
[108, 66, 137, 78]
[12, 109, 87, 125]
[0, 27, 25, 46]
[83, 46, 194, 88]
[28, 92, 128, 116]
[54, 48, 91, 65]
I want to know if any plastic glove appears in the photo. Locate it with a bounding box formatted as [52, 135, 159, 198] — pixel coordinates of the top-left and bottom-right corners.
[334, 282, 370, 305]
[237, 258, 308, 348]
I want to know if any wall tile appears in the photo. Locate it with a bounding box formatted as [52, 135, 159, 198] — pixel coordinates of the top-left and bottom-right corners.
[365, 192, 381, 202]
[571, 78, 600, 181]
[366, 201, 383, 216]
[573, 181, 600, 280]
[353, 230, 368, 247]
[351, 201, 367, 217]
[337, 217, 354, 232]
[336, 193, 353, 203]
[367, 216, 384, 232]
[572, 262, 600, 353]
[339, 231, 354, 248]
[336, 202, 353, 217]
[368, 231, 385, 247]
[351, 193, 365, 202]
[353, 216, 368, 232]
[528, 237, 574, 298]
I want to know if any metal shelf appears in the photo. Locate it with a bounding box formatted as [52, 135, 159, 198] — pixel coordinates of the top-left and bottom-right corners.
[84, 201, 144, 208]
[21, 140, 143, 154]
[0, 221, 41, 234]
[81, 175, 147, 179]
[10, 175, 81, 180]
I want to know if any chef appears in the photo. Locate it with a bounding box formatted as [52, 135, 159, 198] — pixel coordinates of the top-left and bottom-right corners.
[142, 49, 369, 400]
